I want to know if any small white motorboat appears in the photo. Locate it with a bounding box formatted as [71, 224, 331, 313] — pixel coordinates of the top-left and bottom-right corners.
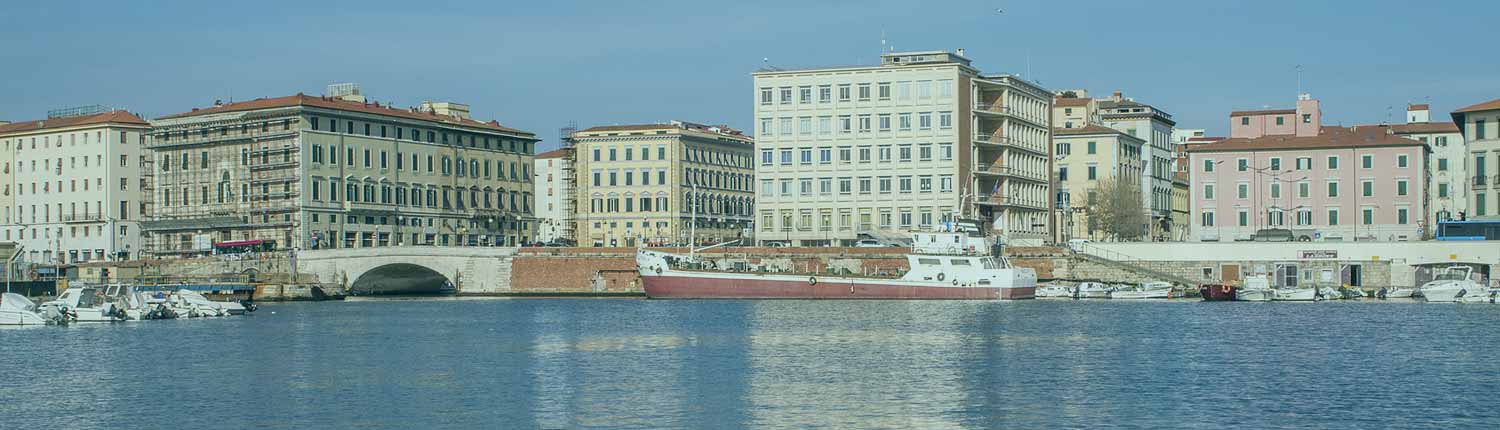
[1421, 266, 1484, 303]
[1075, 282, 1114, 299]
[170, 290, 230, 317]
[1, 293, 51, 325]
[1384, 287, 1417, 299]
[1236, 275, 1274, 301]
[1036, 284, 1074, 298]
[1111, 283, 1171, 299]
[1272, 287, 1318, 301]
[1317, 287, 1345, 301]
[39, 288, 125, 322]
[1455, 289, 1498, 304]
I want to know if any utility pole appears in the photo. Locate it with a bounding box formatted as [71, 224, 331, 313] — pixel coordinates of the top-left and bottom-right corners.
[689, 183, 698, 260]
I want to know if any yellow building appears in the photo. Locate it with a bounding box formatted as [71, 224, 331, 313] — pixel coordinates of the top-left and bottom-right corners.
[572, 121, 754, 247]
[1053, 125, 1144, 241]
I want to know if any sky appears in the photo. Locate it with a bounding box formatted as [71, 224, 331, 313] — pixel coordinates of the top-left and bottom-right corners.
[2, 0, 1497, 150]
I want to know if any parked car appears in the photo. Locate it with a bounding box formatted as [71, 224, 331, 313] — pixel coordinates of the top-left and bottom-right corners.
[766, 241, 791, 248]
[854, 239, 886, 248]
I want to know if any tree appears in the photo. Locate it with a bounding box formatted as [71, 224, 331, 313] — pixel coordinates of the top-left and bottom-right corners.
[1085, 179, 1147, 241]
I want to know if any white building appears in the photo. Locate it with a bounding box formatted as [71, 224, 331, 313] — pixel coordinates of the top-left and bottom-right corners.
[1452, 99, 1500, 218]
[0, 110, 151, 265]
[752, 50, 1053, 246]
[1383, 104, 1464, 227]
[1097, 92, 1178, 240]
[532, 147, 573, 244]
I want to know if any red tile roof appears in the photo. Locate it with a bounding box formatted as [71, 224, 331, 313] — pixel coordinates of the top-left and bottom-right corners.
[1407, 103, 1430, 111]
[1229, 108, 1295, 116]
[0, 110, 148, 135]
[576, 122, 752, 143]
[1053, 124, 1137, 139]
[1454, 99, 1500, 113]
[157, 94, 535, 137]
[1387, 122, 1460, 134]
[1185, 125, 1425, 153]
[534, 148, 569, 159]
[1054, 97, 1091, 107]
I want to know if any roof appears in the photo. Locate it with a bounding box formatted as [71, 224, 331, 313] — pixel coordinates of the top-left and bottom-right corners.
[1407, 103, 1430, 111]
[1230, 108, 1296, 116]
[534, 148, 569, 159]
[156, 94, 535, 137]
[575, 122, 753, 143]
[1053, 124, 1140, 140]
[1387, 122, 1460, 134]
[1453, 99, 1500, 113]
[1185, 125, 1426, 153]
[577, 124, 676, 133]
[0, 110, 149, 135]
[1055, 97, 1091, 107]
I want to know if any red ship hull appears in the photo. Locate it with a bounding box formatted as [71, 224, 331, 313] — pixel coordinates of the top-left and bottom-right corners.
[642, 273, 1035, 300]
[1198, 284, 1238, 301]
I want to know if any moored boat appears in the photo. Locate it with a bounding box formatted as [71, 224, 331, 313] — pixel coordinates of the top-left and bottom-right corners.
[1236, 275, 1273, 302]
[1199, 284, 1237, 301]
[1, 293, 51, 325]
[1273, 287, 1318, 301]
[1036, 284, 1075, 298]
[1074, 282, 1114, 299]
[1421, 266, 1485, 303]
[638, 219, 1037, 300]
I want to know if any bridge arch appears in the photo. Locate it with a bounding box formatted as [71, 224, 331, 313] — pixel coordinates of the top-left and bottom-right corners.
[350, 262, 451, 295]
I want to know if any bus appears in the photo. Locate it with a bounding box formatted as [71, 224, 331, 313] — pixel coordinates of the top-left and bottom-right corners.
[1435, 219, 1500, 241]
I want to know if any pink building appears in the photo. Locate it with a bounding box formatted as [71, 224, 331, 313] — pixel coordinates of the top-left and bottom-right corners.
[1229, 94, 1323, 138]
[1187, 125, 1429, 242]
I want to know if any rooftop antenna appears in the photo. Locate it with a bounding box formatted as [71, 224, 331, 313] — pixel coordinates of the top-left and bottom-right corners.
[1295, 64, 1303, 95]
[881, 29, 887, 53]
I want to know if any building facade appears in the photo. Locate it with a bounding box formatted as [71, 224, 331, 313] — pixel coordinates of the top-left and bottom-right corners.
[752, 50, 1053, 246]
[1385, 104, 1464, 228]
[1188, 125, 1429, 242]
[532, 148, 573, 244]
[144, 90, 538, 255]
[571, 121, 754, 247]
[1052, 125, 1144, 242]
[0, 110, 151, 264]
[1097, 92, 1177, 240]
[1229, 93, 1322, 139]
[1452, 99, 1500, 218]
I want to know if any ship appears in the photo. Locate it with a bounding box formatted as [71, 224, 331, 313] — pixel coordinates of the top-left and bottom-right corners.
[636, 219, 1037, 300]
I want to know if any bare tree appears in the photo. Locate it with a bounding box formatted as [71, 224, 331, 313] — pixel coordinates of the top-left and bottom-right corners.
[1086, 179, 1147, 241]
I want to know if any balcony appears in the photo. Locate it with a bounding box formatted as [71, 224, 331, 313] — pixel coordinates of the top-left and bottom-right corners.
[973, 135, 1047, 156]
[975, 194, 1046, 210]
[973, 102, 1046, 126]
[63, 213, 104, 223]
[250, 160, 298, 171]
[974, 164, 1047, 183]
[1474, 175, 1491, 190]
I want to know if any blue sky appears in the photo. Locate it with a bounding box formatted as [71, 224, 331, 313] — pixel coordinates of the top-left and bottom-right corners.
[2, 0, 1496, 149]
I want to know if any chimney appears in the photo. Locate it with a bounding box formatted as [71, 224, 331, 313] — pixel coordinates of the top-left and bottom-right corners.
[1112, 91, 1122, 101]
[956, 48, 966, 57]
[1406, 103, 1431, 124]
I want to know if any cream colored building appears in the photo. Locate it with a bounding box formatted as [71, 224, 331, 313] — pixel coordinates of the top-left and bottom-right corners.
[0, 110, 151, 264]
[1053, 91, 1096, 129]
[572, 121, 754, 247]
[1453, 99, 1500, 218]
[144, 87, 538, 255]
[532, 147, 574, 244]
[1053, 125, 1144, 241]
[1381, 104, 1465, 227]
[752, 50, 1053, 246]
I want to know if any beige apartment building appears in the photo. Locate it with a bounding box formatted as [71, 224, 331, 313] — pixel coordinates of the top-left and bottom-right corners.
[752, 50, 1053, 246]
[0, 109, 151, 265]
[1053, 125, 1144, 241]
[1453, 99, 1500, 218]
[143, 86, 538, 255]
[1381, 104, 1464, 228]
[571, 121, 754, 247]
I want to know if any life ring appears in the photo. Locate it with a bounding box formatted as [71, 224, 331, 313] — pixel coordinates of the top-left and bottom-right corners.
[952, 279, 959, 286]
[654, 266, 663, 275]
[808, 276, 818, 285]
[1220, 285, 1231, 294]
[936, 273, 946, 282]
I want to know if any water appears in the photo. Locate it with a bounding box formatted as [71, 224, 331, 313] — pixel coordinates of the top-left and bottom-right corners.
[3, 298, 1498, 429]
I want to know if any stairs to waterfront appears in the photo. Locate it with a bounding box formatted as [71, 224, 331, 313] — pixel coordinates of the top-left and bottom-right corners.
[1071, 243, 1199, 287]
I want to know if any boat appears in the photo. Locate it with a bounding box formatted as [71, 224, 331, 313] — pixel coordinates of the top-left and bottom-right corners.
[1036, 284, 1074, 298]
[1199, 284, 1237, 301]
[1272, 287, 1318, 301]
[637, 219, 1037, 300]
[1383, 287, 1417, 299]
[1316, 287, 1344, 301]
[38, 288, 125, 322]
[1, 293, 51, 325]
[1421, 266, 1485, 303]
[170, 290, 233, 317]
[1111, 283, 1171, 299]
[1074, 282, 1114, 299]
[1236, 275, 1274, 302]
[1455, 289, 1498, 304]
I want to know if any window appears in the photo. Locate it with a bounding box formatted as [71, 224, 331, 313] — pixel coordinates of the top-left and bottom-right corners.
[1397, 180, 1408, 196]
[877, 82, 890, 100]
[759, 88, 772, 105]
[918, 112, 932, 129]
[1327, 181, 1339, 197]
[1203, 159, 1214, 172]
[1269, 157, 1281, 171]
[857, 84, 871, 101]
[1327, 156, 1339, 169]
[798, 86, 812, 104]
[779, 87, 792, 104]
[858, 115, 872, 132]
[1237, 183, 1248, 199]
[838, 84, 851, 102]
[1438, 158, 1448, 171]
[1087, 141, 1096, 154]
[1238, 210, 1249, 226]
[1296, 157, 1311, 170]
[1270, 182, 1281, 199]
[1328, 209, 1339, 225]
[1477, 119, 1487, 140]
[1298, 182, 1309, 198]
[877, 114, 891, 131]
[799, 117, 813, 135]
[818, 85, 831, 103]
[1201, 211, 1215, 227]
[1438, 183, 1449, 198]
[1361, 154, 1373, 169]
[1362, 181, 1373, 197]
[1397, 154, 1409, 168]
[1202, 184, 1215, 199]
[938, 112, 952, 129]
[1087, 165, 1097, 180]
[1237, 159, 1248, 171]
[1240, 117, 1249, 125]
[1398, 208, 1409, 224]
[1362, 208, 1374, 225]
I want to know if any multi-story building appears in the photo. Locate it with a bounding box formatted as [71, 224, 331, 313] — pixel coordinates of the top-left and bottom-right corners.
[752, 50, 1053, 246]
[532, 147, 574, 244]
[0, 109, 151, 264]
[1452, 99, 1500, 218]
[1171, 172, 1191, 241]
[143, 87, 538, 255]
[1381, 104, 1464, 227]
[1097, 91, 1177, 240]
[1053, 91, 1095, 129]
[1187, 125, 1429, 242]
[1052, 125, 1144, 242]
[571, 121, 754, 247]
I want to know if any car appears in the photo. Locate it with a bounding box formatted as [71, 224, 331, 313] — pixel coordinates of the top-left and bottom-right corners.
[1252, 228, 1314, 242]
[854, 239, 885, 248]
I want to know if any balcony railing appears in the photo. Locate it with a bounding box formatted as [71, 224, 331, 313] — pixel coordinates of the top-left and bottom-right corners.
[973, 103, 1046, 125]
[973, 136, 1047, 155]
[975, 165, 1047, 182]
[976, 194, 1046, 210]
[62, 213, 104, 223]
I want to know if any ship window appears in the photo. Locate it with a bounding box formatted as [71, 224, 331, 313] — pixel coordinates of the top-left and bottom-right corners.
[918, 258, 942, 266]
[978, 279, 991, 285]
[950, 259, 971, 266]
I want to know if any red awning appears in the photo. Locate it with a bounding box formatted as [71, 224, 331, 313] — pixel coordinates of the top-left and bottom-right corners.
[214, 239, 265, 247]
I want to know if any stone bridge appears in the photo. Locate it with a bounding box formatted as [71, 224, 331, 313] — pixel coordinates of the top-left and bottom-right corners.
[295, 247, 518, 295]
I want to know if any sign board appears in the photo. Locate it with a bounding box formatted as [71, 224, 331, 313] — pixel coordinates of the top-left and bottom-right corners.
[193, 234, 213, 251]
[1298, 250, 1337, 259]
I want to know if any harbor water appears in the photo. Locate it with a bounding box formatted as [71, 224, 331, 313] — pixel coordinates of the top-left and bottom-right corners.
[3, 298, 1498, 429]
